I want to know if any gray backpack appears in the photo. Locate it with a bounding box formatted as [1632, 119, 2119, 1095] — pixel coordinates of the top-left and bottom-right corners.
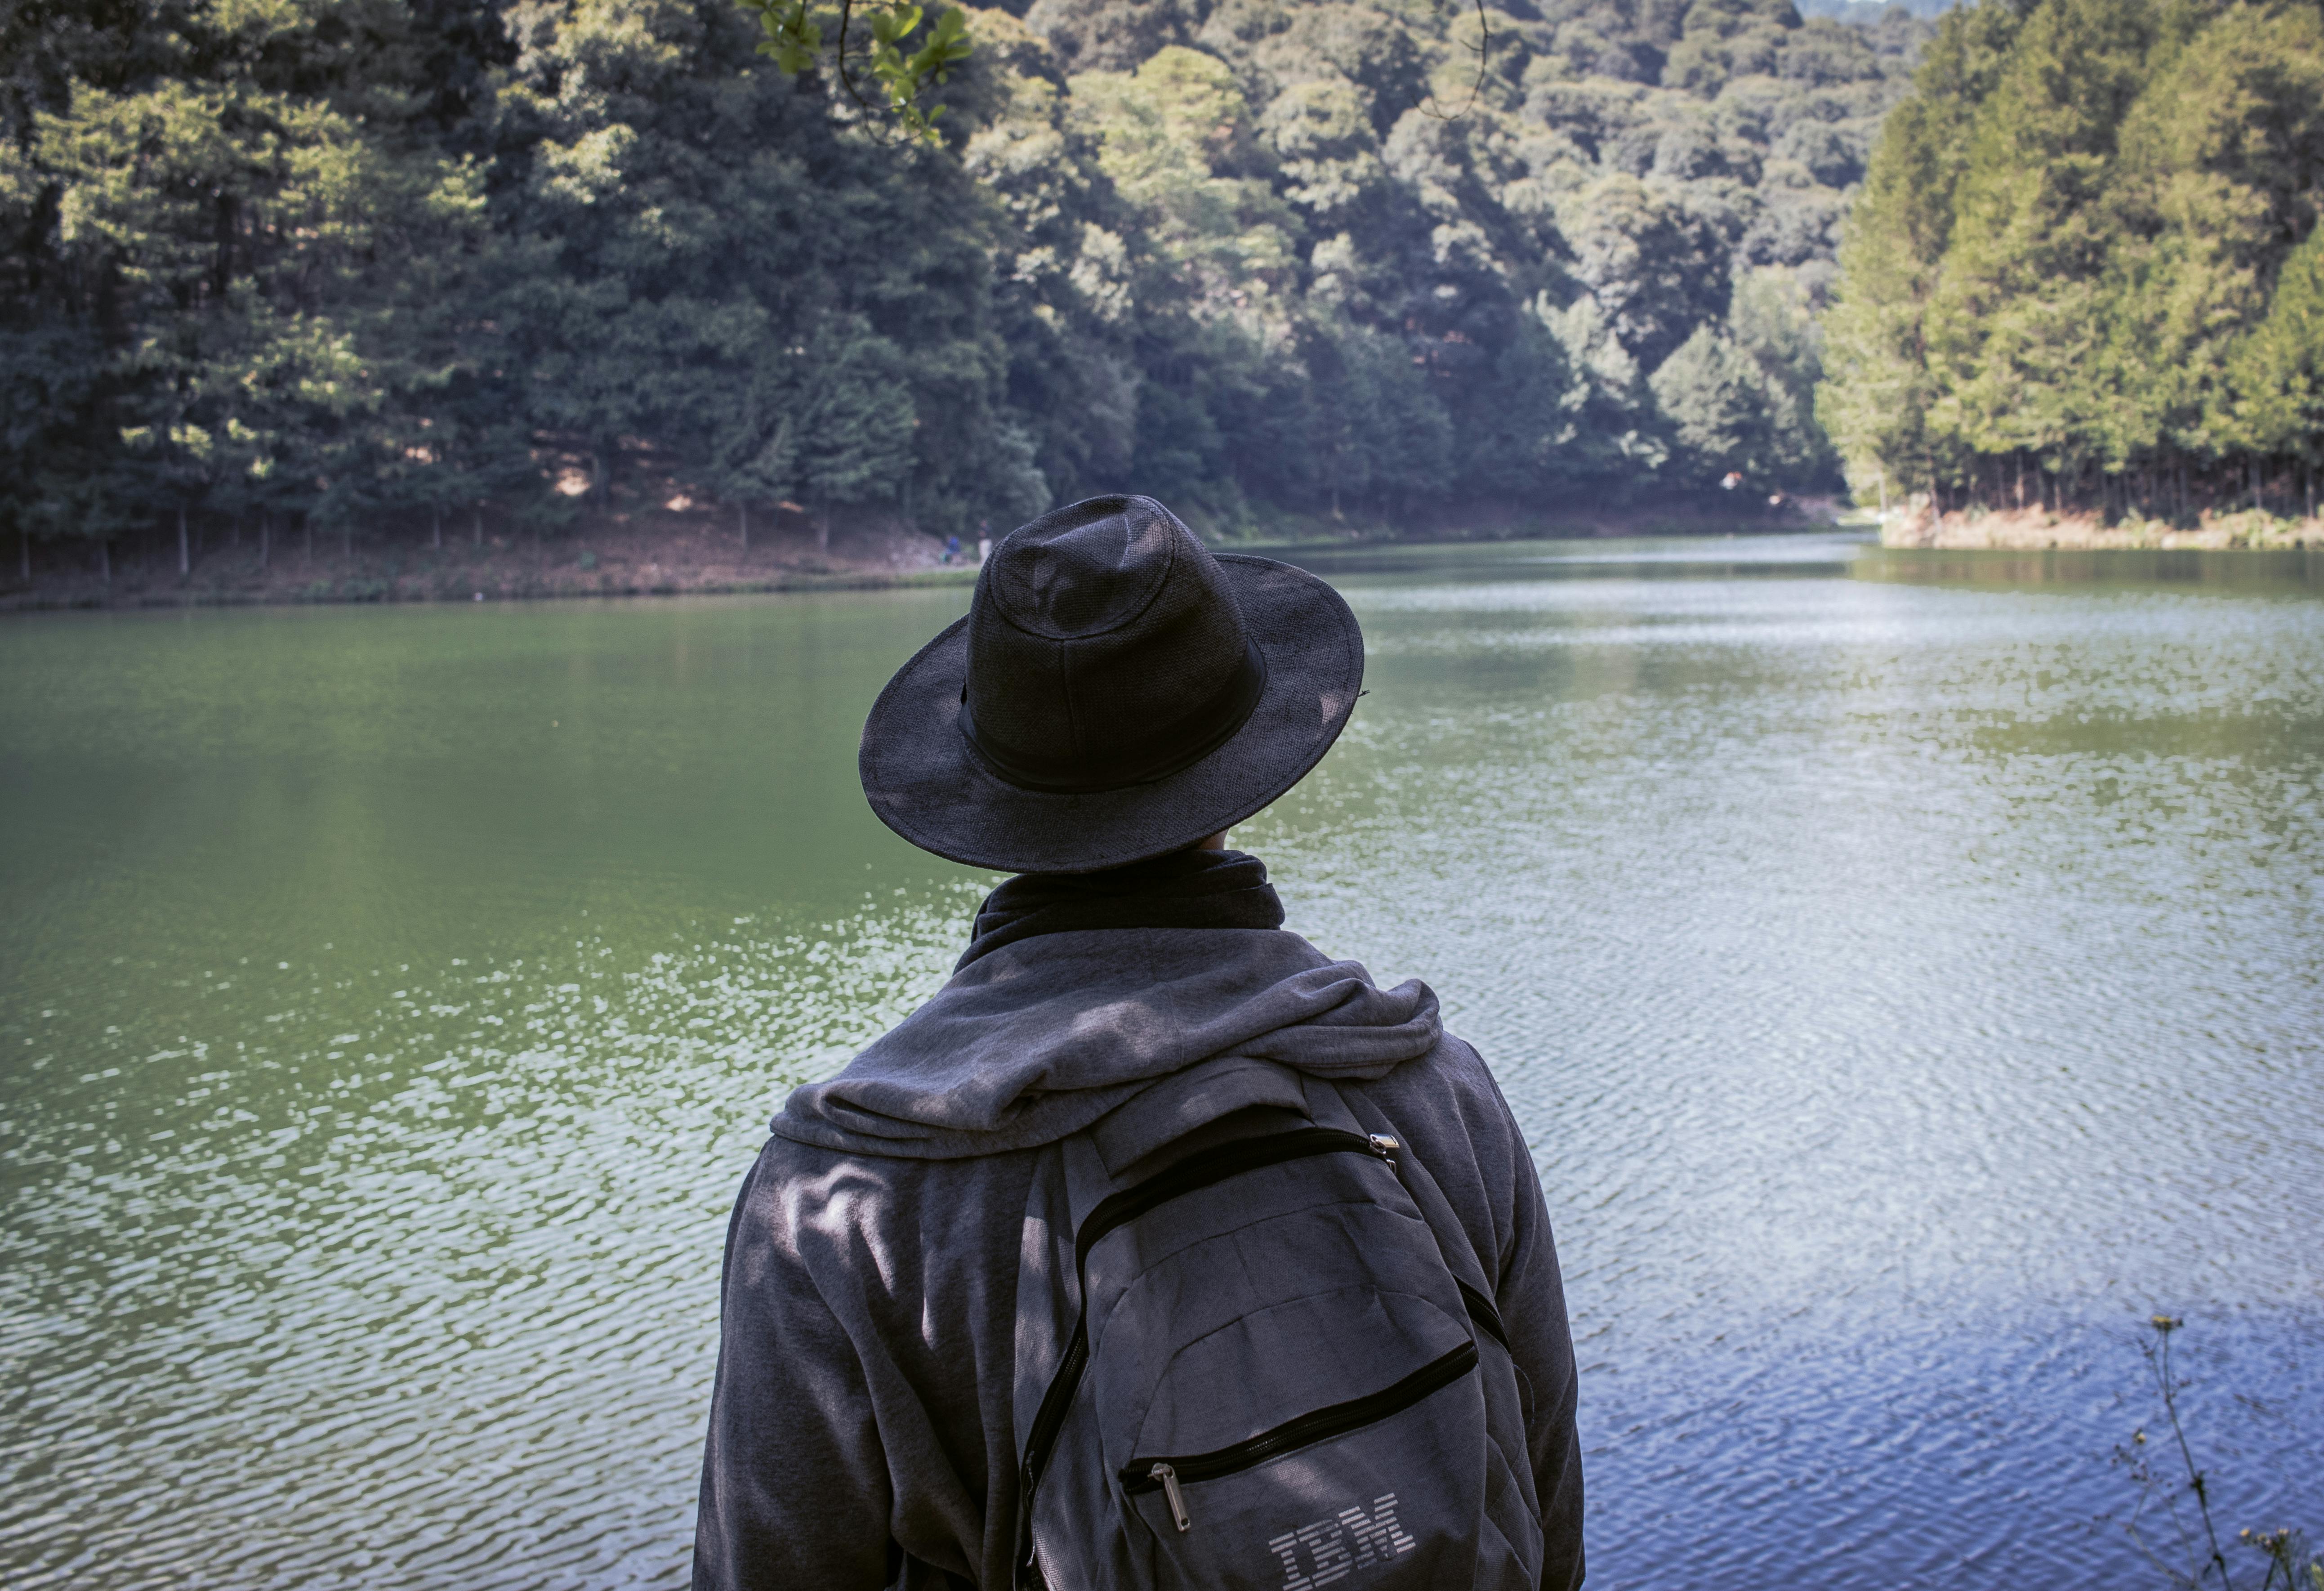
[1010, 1074, 1543, 1591]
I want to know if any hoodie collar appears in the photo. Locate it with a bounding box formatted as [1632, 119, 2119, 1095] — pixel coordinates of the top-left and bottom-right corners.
[956, 847, 1283, 970]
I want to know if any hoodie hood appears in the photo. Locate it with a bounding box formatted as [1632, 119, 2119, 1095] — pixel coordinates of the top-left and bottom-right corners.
[772, 925, 1443, 1161]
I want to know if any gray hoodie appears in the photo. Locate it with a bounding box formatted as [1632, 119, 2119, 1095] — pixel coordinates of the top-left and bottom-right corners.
[691, 885, 1584, 1590]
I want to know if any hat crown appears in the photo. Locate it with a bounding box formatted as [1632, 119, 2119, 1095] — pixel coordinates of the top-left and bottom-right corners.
[983, 497, 1179, 638]
[963, 496, 1263, 794]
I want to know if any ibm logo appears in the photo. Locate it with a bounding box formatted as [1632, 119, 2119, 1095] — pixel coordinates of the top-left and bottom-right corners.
[1264, 1493, 1418, 1589]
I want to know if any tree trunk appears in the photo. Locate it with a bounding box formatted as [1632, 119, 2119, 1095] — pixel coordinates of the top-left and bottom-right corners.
[2251, 456, 2263, 511]
[432, 505, 442, 551]
[177, 501, 189, 576]
[816, 514, 830, 554]
[1877, 470, 1887, 515]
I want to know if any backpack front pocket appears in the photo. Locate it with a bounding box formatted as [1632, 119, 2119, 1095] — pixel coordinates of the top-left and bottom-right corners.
[1120, 1339, 1480, 1527]
[1016, 1122, 1538, 1591]
[1120, 1340, 1468, 1526]
[1113, 1335, 1490, 1591]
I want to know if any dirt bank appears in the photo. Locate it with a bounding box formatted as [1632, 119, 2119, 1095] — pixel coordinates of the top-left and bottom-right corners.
[0, 500, 979, 612]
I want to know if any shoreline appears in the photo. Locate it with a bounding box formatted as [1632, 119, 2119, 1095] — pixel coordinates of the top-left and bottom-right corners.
[0, 561, 988, 614]
[45, 492, 2320, 613]
[0, 498, 1856, 614]
[1881, 505, 2324, 551]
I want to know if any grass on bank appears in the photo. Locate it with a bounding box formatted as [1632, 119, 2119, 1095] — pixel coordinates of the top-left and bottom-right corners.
[1882, 505, 2324, 552]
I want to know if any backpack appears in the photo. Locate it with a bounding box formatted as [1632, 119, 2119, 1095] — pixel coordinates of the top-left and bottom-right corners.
[1010, 1071, 1543, 1591]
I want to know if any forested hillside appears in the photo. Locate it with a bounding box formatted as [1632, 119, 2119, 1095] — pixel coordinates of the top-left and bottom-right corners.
[1820, 0, 2324, 521]
[1, 0, 1931, 568]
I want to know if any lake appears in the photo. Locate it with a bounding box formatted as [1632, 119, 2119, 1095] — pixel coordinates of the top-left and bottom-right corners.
[3, 534, 2320, 1590]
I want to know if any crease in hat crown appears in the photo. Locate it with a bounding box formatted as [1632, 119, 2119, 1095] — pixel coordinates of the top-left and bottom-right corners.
[984, 494, 1180, 639]
[958, 495, 1267, 796]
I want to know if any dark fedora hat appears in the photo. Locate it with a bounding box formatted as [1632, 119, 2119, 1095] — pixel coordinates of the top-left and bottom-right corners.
[859, 494, 1364, 873]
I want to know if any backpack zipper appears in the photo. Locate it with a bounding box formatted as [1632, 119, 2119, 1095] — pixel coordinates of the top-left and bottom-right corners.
[1148, 1463, 1191, 1531]
[1117, 1340, 1479, 1527]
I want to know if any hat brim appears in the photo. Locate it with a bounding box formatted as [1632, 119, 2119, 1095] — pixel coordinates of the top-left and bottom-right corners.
[858, 554, 1364, 874]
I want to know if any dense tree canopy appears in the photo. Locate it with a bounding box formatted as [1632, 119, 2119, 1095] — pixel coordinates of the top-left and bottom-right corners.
[1818, 0, 2324, 518]
[2, 0, 1931, 559]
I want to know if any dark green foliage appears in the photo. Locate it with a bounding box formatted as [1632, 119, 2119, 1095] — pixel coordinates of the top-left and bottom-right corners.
[0, 0, 496, 559]
[4, 0, 1925, 565]
[941, 0, 1918, 517]
[1821, 0, 2324, 517]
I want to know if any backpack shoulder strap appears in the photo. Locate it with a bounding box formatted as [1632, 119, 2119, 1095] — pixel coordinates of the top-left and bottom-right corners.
[1300, 1074, 1510, 1354]
[1013, 1059, 1319, 1453]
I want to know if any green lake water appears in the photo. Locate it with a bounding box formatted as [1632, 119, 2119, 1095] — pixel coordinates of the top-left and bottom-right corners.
[3, 534, 2320, 1589]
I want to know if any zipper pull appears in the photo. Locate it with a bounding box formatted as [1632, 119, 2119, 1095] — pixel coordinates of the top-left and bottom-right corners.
[1150, 1462, 1191, 1532]
[1365, 1133, 1401, 1162]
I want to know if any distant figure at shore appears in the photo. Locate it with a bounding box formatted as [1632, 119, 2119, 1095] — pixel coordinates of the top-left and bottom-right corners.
[690, 495, 1583, 1591]
[944, 532, 961, 564]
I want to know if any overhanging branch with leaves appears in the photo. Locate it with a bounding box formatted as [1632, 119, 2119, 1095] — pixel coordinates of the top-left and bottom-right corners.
[736, 0, 972, 142]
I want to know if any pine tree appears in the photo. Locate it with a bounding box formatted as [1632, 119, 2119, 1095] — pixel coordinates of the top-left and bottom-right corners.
[1922, 0, 2157, 495]
[2227, 223, 2324, 493]
[1819, 0, 2025, 500]
[2105, 2, 2324, 474]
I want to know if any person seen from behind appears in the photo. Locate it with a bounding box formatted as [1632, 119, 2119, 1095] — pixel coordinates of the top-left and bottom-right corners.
[692, 495, 1585, 1589]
